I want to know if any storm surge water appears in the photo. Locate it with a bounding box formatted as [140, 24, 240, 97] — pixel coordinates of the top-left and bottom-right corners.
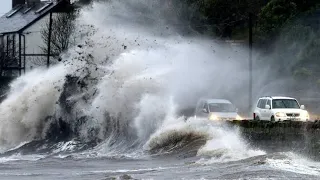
[0, 0, 261, 163]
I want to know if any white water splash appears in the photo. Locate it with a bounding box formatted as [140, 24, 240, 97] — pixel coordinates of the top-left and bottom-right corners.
[266, 152, 320, 176]
[196, 125, 265, 163]
[145, 117, 265, 161]
[0, 0, 259, 160]
[0, 153, 45, 163]
[0, 65, 67, 149]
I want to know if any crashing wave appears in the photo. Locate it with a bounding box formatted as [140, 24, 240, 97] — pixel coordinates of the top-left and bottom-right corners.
[0, 0, 262, 162]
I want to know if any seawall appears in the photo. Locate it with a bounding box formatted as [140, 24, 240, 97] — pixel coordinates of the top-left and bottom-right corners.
[226, 120, 320, 159]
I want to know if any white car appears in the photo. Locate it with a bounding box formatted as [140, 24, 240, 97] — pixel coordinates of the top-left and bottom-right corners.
[253, 96, 309, 121]
[194, 99, 243, 121]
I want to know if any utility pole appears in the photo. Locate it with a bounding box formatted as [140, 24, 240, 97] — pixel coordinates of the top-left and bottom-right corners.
[47, 12, 53, 68]
[248, 12, 253, 117]
[19, 34, 22, 76]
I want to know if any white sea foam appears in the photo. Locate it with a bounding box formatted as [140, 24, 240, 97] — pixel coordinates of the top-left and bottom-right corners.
[267, 152, 320, 176]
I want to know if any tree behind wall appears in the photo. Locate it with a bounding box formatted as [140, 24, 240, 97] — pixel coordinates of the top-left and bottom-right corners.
[166, 0, 268, 38]
[39, 12, 77, 66]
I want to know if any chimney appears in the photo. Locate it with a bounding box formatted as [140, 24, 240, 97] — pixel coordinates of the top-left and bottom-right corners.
[12, 0, 25, 8]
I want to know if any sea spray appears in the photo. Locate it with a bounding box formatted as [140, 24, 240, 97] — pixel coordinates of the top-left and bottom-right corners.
[0, 1, 260, 158]
[0, 65, 67, 149]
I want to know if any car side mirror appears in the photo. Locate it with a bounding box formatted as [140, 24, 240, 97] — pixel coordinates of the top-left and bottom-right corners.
[265, 105, 271, 109]
[202, 108, 208, 113]
[300, 105, 305, 110]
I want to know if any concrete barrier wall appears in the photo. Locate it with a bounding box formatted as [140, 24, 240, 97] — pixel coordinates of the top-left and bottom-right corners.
[226, 120, 320, 159]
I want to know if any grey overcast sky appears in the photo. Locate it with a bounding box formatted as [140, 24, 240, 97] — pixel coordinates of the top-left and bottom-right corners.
[0, 0, 11, 16]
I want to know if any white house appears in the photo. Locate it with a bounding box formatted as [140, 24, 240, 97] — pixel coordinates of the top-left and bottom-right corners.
[0, 0, 73, 77]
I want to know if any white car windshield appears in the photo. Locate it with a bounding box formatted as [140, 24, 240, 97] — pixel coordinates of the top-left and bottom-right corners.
[272, 99, 300, 109]
[208, 103, 236, 112]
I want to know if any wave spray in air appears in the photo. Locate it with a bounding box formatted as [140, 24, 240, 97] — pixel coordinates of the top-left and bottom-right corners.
[0, 0, 263, 162]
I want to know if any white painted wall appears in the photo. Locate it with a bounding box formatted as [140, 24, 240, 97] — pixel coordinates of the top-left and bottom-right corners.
[23, 14, 51, 71]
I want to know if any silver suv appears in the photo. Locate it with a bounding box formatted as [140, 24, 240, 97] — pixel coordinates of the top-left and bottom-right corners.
[195, 98, 242, 121]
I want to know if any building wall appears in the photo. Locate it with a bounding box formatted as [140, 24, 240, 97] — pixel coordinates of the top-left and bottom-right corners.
[23, 14, 50, 71]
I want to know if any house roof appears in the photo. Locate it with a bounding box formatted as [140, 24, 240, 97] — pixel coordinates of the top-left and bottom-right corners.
[0, 0, 72, 34]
